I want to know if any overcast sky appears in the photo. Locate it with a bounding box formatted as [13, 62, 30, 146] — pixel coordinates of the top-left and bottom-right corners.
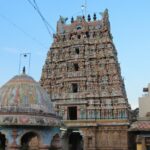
[0, 0, 150, 109]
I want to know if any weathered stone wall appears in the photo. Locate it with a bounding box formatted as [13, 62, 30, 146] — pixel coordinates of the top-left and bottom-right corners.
[79, 125, 129, 150]
[95, 126, 128, 150]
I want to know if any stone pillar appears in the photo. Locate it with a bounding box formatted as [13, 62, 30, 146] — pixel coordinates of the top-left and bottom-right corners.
[141, 137, 146, 150]
[6, 128, 20, 150]
[83, 135, 88, 150]
[61, 132, 69, 150]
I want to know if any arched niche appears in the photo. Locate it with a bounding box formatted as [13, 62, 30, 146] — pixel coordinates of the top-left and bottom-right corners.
[20, 131, 40, 150]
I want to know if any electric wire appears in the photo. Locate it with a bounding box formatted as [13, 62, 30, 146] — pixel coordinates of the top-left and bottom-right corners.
[26, 0, 54, 38]
[33, 0, 54, 36]
[0, 12, 48, 49]
[33, 0, 55, 32]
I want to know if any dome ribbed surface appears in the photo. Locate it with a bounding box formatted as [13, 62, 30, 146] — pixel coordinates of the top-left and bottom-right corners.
[0, 74, 54, 114]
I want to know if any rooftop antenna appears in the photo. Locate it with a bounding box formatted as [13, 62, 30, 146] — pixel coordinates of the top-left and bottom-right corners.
[81, 0, 87, 17]
[19, 53, 31, 75]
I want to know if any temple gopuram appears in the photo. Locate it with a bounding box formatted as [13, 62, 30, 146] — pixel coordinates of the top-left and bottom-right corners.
[40, 9, 131, 150]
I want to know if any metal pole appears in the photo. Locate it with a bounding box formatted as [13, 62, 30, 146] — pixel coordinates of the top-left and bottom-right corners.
[18, 53, 22, 74]
[85, 0, 87, 17]
[18, 52, 31, 75]
[28, 53, 31, 75]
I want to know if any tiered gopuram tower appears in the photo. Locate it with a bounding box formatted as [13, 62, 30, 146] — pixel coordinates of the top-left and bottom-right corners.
[41, 9, 131, 150]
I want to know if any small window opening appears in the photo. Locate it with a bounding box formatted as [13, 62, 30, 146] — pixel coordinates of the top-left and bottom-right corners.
[68, 106, 77, 120]
[77, 35, 81, 39]
[74, 63, 79, 71]
[72, 83, 78, 93]
[75, 48, 79, 54]
[86, 31, 89, 38]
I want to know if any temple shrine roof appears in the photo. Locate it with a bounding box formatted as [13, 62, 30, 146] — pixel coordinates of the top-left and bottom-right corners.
[129, 121, 150, 131]
[0, 73, 61, 126]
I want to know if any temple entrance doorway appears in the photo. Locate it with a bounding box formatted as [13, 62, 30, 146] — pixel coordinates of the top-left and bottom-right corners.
[21, 132, 40, 150]
[0, 132, 6, 150]
[69, 131, 83, 150]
